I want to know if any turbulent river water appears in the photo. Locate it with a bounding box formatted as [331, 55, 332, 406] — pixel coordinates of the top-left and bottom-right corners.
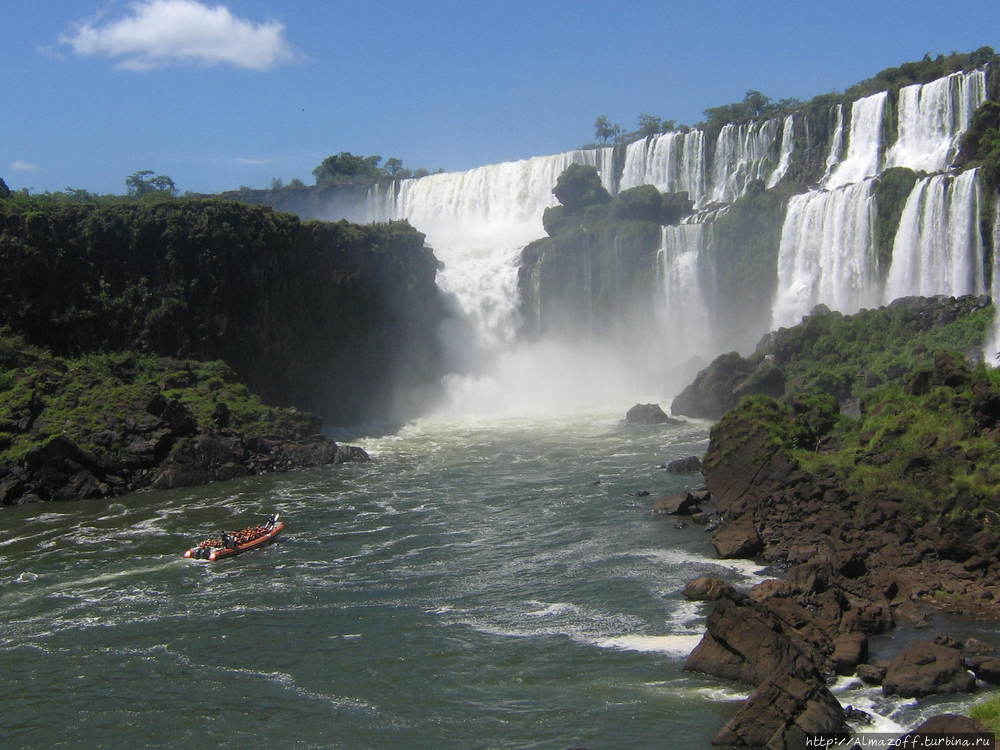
[2, 411, 993, 749]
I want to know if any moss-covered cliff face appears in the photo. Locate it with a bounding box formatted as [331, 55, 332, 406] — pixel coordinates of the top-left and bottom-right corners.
[0, 199, 448, 424]
[516, 171, 692, 340]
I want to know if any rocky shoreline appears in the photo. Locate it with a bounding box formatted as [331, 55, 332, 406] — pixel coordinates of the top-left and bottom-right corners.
[651, 396, 998, 740]
[0, 351, 369, 507]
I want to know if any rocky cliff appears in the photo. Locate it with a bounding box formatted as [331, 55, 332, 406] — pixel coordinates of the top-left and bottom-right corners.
[0, 199, 449, 425]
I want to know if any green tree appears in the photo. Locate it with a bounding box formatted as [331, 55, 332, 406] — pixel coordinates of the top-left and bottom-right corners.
[594, 115, 621, 144]
[552, 163, 611, 210]
[312, 152, 384, 185]
[288, 178, 306, 188]
[126, 170, 177, 198]
[269, 177, 284, 190]
[0, 177, 10, 199]
[384, 157, 404, 177]
[637, 113, 663, 138]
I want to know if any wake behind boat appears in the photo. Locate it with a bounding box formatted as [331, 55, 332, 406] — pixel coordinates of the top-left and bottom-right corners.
[184, 514, 285, 561]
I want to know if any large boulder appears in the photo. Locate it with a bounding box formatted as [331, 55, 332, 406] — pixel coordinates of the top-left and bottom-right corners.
[713, 653, 848, 749]
[670, 352, 755, 419]
[832, 632, 869, 676]
[682, 576, 735, 601]
[652, 491, 701, 516]
[671, 353, 786, 420]
[711, 516, 763, 558]
[665, 455, 701, 474]
[882, 641, 976, 698]
[684, 590, 833, 685]
[624, 403, 678, 424]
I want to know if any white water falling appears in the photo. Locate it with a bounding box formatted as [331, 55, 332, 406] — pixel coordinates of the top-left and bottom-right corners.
[824, 92, 887, 189]
[821, 104, 845, 182]
[985, 195, 1000, 366]
[367, 149, 613, 355]
[619, 130, 707, 205]
[766, 115, 795, 189]
[770, 180, 878, 329]
[708, 119, 782, 204]
[885, 69, 987, 173]
[883, 169, 984, 302]
[658, 222, 711, 360]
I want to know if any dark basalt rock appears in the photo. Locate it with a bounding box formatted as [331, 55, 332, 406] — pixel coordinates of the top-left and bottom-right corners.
[968, 656, 1000, 684]
[682, 576, 734, 601]
[856, 663, 886, 685]
[665, 455, 701, 474]
[624, 403, 678, 424]
[832, 632, 869, 675]
[652, 491, 701, 516]
[902, 714, 992, 744]
[671, 352, 786, 420]
[711, 516, 762, 558]
[882, 641, 976, 698]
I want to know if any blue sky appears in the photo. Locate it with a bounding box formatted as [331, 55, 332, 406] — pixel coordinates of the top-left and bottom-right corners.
[4, 0, 999, 195]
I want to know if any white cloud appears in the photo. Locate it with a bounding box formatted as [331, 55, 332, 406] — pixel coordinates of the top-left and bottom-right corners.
[11, 160, 38, 171]
[59, 0, 294, 71]
[233, 157, 271, 165]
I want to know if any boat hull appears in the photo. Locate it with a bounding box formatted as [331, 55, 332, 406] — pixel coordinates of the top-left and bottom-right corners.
[183, 521, 285, 561]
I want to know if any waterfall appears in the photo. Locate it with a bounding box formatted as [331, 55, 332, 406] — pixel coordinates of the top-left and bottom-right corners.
[885, 69, 987, 173]
[822, 104, 845, 182]
[708, 119, 782, 204]
[883, 169, 984, 302]
[766, 115, 795, 188]
[771, 180, 878, 329]
[658, 222, 711, 359]
[986, 196, 1000, 365]
[368, 149, 613, 354]
[619, 130, 706, 205]
[825, 92, 887, 189]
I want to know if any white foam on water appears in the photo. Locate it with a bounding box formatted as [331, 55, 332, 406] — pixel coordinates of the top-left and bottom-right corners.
[524, 601, 580, 618]
[592, 634, 703, 657]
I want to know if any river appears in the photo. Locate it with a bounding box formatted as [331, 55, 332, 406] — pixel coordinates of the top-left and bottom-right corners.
[1, 410, 993, 748]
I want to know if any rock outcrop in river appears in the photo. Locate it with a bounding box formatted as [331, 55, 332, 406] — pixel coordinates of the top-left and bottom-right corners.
[0, 348, 368, 506]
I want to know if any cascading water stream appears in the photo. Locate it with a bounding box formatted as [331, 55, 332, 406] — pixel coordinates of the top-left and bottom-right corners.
[770, 180, 878, 329]
[885, 69, 987, 172]
[619, 130, 707, 205]
[658, 221, 711, 361]
[707, 119, 782, 204]
[824, 91, 887, 189]
[986, 195, 1000, 364]
[883, 169, 985, 302]
[766, 115, 795, 189]
[822, 104, 845, 182]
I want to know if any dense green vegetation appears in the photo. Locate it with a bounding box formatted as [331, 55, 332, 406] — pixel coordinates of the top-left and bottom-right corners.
[759, 300, 995, 401]
[583, 47, 998, 155]
[969, 694, 1000, 735]
[0, 331, 317, 465]
[311, 152, 433, 186]
[845, 47, 998, 99]
[958, 100, 1000, 191]
[713, 298, 1000, 521]
[0, 197, 446, 424]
